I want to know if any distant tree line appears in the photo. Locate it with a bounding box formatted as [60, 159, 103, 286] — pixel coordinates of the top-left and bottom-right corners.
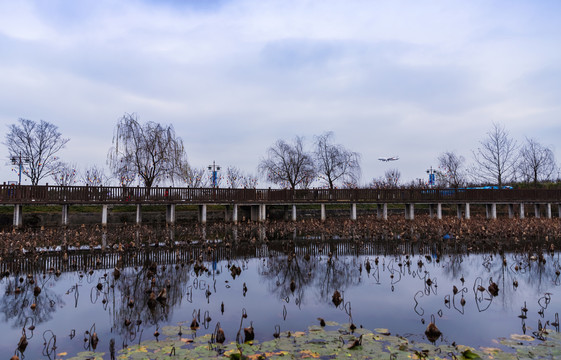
[3, 117, 558, 189]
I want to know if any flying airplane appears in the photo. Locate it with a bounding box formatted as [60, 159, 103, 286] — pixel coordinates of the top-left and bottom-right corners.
[378, 156, 399, 162]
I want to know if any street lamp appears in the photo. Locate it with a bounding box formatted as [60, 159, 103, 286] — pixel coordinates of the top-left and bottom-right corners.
[207, 161, 221, 188]
[426, 166, 436, 188]
[10, 152, 31, 185]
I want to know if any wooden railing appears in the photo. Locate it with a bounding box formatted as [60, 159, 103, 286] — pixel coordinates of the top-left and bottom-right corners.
[1, 185, 560, 205]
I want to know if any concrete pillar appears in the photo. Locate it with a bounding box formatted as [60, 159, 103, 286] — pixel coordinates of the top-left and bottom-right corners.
[382, 203, 387, 220]
[485, 204, 490, 219]
[260, 204, 267, 222]
[436, 203, 442, 220]
[534, 204, 540, 218]
[62, 205, 69, 226]
[377, 204, 388, 220]
[166, 204, 176, 225]
[199, 204, 207, 224]
[376, 203, 388, 220]
[102, 205, 108, 227]
[136, 204, 142, 225]
[428, 204, 434, 218]
[320, 204, 326, 222]
[13, 204, 23, 228]
[546, 203, 552, 219]
[232, 204, 238, 224]
[351, 203, 357, 221]
[491, 203, 497, 219]
[405, 204, 414, 220]
[292, 204, 297, 221]
[520, 203, 525, 219]
[465, 203, 470, 219]
[456, 204, 462, 219]
[508, 204, 514, 219]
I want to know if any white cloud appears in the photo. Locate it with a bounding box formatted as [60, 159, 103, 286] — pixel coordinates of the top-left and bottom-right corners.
[1, 0, 560, 186]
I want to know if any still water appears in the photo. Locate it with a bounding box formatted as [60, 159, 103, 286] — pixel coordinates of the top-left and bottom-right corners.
[1, 239, 560, 358]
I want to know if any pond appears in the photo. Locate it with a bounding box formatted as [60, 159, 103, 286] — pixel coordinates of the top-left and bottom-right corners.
[1, 238, 561, 359]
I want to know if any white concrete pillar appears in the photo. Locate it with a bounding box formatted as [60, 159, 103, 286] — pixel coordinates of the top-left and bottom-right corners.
[62, 204, 69, 226]
[428, 204, 434, 218]
[382, 203, 387, 220]
[233, 204, 238, 224]
[320, 204, 326, 222]
[405, 204, 414, 220]
[260, 204, 266, 222]
[136, 204, 142, 225]
[102, 205, 108, 227]
[546, 203, 552, 219]
[351, 203, 357, 221]
[520, 203, 525, 219]
[491, 203, 497, 219]
[456, 204, 462, 219]
[486, 204, 490, 219]
[199, 204, 207, 224]
[436, 203, 442, 220]
[291, 204, 297, 221]
[13, 204, 23, 228]
[465, 203, 470, 219]
[508, 204, 514, 219]
[534, 204, 540, 218]
[166, 204, 176, 225]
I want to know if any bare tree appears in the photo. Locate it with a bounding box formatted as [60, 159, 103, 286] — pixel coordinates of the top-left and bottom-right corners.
[518, 138, 557, 186]
[384, 168, 401, 188]
[51, 162, 78, 186]
[225, 166, 258, 188]
[82, 165, 109, 186]
[4, 119, 69, 185]
[184, 166, 209, 188]
[437, 151, 466, 188]
[258, 136, 316, 189]
[472, 122, 518, 187]
[314, 132, 361, 189]
[226, 166, 243, 188]
[107, 113, 188, 188]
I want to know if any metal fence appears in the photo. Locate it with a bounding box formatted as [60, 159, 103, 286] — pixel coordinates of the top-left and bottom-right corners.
[1, 185, 561, 205]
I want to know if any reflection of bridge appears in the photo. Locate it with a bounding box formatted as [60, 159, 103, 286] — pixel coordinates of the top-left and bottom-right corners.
[0, 240, 448, 275]
[2, 185, 561, 227]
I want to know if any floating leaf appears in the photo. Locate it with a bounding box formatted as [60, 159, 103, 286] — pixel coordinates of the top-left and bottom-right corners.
[510, 334, 535, 341]
[462, 348, 482, 359]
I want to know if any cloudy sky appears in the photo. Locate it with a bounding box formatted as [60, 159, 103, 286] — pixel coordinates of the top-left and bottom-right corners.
[1, 0, 560, 186]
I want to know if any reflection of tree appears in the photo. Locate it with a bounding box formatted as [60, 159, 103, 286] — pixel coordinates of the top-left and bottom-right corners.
[0, 275, 64, 329]
[258, 243, 362, 306]
[110, 259, 192, 337]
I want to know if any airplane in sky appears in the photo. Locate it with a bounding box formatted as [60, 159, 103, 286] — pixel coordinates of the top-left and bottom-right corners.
[378, 156, 399, 162]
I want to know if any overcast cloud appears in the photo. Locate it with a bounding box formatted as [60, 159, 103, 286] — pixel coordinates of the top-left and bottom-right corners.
[1, 0, 560, 186]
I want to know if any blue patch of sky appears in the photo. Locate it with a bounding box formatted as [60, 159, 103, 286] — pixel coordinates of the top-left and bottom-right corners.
[139, 0, 232, 12]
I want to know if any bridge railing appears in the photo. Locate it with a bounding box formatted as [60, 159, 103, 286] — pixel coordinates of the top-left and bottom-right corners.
[1, 185, 561, 204]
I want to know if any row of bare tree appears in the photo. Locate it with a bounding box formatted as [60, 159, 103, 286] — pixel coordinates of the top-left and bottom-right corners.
[373, 123, 557, 189]
[3, 116, 558, 189]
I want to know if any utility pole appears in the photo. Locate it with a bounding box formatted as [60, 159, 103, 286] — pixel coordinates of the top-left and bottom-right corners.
[208, 161, 221, 188]
[10, 152, 30, 185]
[426, 166, 436, 188]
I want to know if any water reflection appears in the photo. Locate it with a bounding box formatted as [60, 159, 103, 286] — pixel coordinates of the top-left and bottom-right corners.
[1, 238, 561, 358]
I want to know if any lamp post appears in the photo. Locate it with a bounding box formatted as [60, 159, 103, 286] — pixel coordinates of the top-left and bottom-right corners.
[426, 166, 436, 188]
[10, 152, 30, 185]
[208, 161, 221, 188]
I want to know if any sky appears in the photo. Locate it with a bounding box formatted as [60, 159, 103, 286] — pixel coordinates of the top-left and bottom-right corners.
[1, 0, 561, 187]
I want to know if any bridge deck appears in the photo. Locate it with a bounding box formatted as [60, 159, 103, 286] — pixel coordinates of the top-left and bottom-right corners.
[1, 185, 561, 205]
